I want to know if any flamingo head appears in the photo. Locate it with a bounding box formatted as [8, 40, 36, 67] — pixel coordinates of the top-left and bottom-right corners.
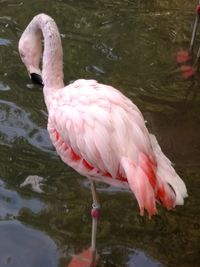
[18, 30, 43, 86]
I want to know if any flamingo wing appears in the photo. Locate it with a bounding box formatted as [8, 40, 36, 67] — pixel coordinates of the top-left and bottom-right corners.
[47, 79, 183, 216]
[47, 79, 154, 180]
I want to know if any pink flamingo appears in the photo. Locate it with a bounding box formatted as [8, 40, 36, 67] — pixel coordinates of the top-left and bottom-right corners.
[176, 3, 200, 79]
[18, 14, 188, 266]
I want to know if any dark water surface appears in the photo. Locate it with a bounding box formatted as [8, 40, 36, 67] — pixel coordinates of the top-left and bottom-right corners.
[0, 1, 200, 266]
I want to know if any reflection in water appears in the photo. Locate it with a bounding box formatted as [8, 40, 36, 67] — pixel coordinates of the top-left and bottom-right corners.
[0, 221, 58, 267]
[100, 245, 163, 267]
[0, 179, 45, 218]
[0, 37, 11, 46]
[128, 250, 163, 267]
[0, 99, 54, 154]
[82, 178, 130, 193]
[20, 175, 44, 193]
[0, 81, 10, 91]
[0, 0, 200, 267]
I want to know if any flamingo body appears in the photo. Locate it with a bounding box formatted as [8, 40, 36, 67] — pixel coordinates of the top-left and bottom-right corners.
[18, 14, 188, 218]
[47, 78, 187, 216]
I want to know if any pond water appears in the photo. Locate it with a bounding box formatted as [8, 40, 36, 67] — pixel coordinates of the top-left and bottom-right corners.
[0, 1, 200, 266]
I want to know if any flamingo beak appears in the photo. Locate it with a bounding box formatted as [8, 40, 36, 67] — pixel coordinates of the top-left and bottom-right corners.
[30, 73, 43, 86]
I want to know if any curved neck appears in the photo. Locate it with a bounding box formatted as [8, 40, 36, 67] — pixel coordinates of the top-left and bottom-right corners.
[39, 15, 64, 89]
[30, 14, 64, 90]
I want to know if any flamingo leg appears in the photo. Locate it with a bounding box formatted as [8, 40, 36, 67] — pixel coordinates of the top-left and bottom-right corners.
[90, 180, 100, 266]
[190, 13, 199, 53]
[190, 2, 200, 63]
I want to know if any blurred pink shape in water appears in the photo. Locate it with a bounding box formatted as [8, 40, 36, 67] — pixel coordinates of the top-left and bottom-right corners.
[176, 50, 191, 64]
[180, 65, 197, 79]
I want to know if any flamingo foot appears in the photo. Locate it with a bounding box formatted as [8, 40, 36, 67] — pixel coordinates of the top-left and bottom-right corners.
[196, 4, 200, 15]
[180, 65, 197, 79]
[67, 248, 99, 267]
[176, 50, 191, 64]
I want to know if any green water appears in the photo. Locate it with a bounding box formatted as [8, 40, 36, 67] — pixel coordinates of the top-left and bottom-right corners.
[0, 1, 200, 266]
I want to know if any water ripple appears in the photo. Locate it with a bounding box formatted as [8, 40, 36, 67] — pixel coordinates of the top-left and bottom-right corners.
[93, 42, 120, 61]
[0, 38, 11, 46]
[0, 99, 54, 154]
[0, 179, 45, 219]
[0, 220, 58, 267]
[0, 81, 10, 91]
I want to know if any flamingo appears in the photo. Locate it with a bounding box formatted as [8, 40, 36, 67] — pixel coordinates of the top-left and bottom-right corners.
[18, 14, 188, 266]
[176, 2, 200, 79]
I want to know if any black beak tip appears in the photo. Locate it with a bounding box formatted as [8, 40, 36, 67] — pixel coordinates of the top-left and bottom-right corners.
[30, 73, 43, 86]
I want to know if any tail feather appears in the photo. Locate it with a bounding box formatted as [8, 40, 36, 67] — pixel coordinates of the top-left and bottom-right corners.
[121, 154, 157, 217]
[156, 175, 176, 209]
[121, 135, 187, 217]
[150, 134, 188, 206]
